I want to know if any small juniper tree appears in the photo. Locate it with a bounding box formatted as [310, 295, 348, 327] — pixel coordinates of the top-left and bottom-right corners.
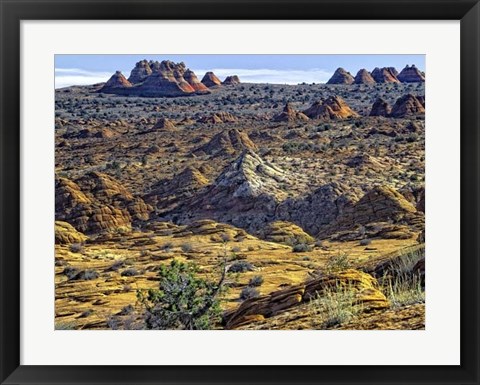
[137, 259, 227, 330]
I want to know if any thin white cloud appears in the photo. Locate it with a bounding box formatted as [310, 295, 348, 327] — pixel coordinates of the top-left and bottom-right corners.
[193, 68, 333, 84]
[54, 67, 334, 88]
[54, 68, 117, 88]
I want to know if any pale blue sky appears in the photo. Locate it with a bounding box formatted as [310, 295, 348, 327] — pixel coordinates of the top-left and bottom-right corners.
[55, 54, 425, 88]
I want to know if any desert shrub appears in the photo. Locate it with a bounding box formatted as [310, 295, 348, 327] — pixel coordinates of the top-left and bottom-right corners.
[107, 260, 124, 272]
[385, 274, 424, 308]
[181, 243, 194, 253]
[324, 253, 352, 273]
[248, 275, 264, 287]
[228, 260, 254, 273]
[359, 239, 372, 246]
[292, 243, 312, 253]
[63, 266, 98, 281]
[119, 304, 135, 315]
[310, 283, 362, 328]
[315, 240, 324, 248]
[220, 233, 232, 243]
[240, 286, 260, 300]
[137, 259, 226, 330]
[231, 246, 241, 253]
[161, 242, 174, 251]
[69, 243, 84, 254]
[121, 268, 139, 277]
[247, 246, 255, 251]
[63, 266, 80, 280]
[387, 247, 424, 278]
[380, 247, 425, 308]
[82, 269, 99, 280]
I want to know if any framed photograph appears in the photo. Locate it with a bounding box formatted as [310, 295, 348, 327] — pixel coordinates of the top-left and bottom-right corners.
[1, 0, 479, 384]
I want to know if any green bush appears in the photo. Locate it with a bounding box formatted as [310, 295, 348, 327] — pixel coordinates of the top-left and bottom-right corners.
[137, 259, 226, 330]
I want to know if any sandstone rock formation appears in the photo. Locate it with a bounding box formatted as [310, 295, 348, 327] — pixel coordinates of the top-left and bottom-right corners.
[354, 69, 376, 85]
[153, 117, 177, 131]
[303, 96, 359, 120]
[201, 71, 222, 87]
[272, 103, 309, 122]
[100, 71, 132, 92]
[345, 154, 387, 172]
[55, 172, 151, 234]
[169, 150, 291, 232]
[326, 68, 355, 85]
[139, 61, 195, 96]
[371, 67, 400, 83]
[319, 185, 423, 239]
[400, 185, 425, 213]
[223, 75, 241, 85]
[277, 182, 361, 236]
[224, 269, 389, 329]
[390, 94, 425, 118]
[128, 60, 153, 84]
[193, 128, 258, 157]
[183, 69, 210, 93]
[55, 221, 88, 244]
[397, 64, 425, 83]
[259, 221, 314, 245]
[101, 60, 210, 97]
[145, 166, 210, 212]
[369, 97, 392, 116]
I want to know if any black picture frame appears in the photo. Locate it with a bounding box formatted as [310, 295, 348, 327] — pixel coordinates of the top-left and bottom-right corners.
[1, 0, 479, 384]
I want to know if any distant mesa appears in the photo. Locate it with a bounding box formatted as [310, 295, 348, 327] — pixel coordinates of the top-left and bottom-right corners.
[223, 75, 241, 85]
[183, 69, 210, 92]
[354, 69, 376, 85]
[273, 103, 309, 122]
[99, 60, 211, 97]
[390, 93, 425, 118]
[201, 71, 222, 87]
[327, 65, 424, 85]
[303, 95, 359, 120]
[371, 67, 400, 83]
[95, 60, 423, 96]
[101, 71, 132, 92]
[326, 68, 355, 85]
[128, 59, 152, 84]
[397, 64, 425, 83]
[193, 128, 258, 157]
[369, 97, 392, 117]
